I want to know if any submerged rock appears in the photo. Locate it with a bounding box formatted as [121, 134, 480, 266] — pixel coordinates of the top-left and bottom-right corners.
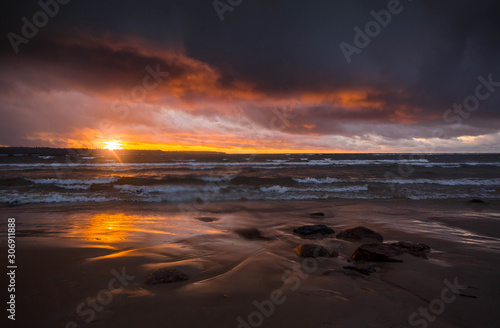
[343, 265, 378, 276]
[351, 243, 404, 262]
[294, 244, 338, 258]
[336, 226, 383, 242]
[145, 268, 189, 285]
[234, 228, 271, 240]
[310, 212, 325, 217]
[294, 224, 335, 236]
[195, 217, 219, 223]
[389, 241, 431, 259]
[468, 199, 486, 204]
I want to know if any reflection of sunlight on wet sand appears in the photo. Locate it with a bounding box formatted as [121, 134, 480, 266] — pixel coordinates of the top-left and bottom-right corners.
[67, 212, 224, 247]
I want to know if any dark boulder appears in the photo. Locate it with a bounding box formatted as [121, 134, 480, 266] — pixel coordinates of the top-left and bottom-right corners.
[389, 241, 431, 259]
[234, 228, 271, 240]
[468, 199, 485, 204]
[294, 224, 335, 236]
[294, 244, 338, 258]
[351, 243, 404, 262]
[310, 212, 325, 217]
[145, 268, 189, 285]
[336, 226, 383, 242]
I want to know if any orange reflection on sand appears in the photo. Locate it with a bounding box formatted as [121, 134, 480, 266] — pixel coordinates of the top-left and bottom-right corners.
[68, 212, 224, 246]
[70, 213, 134, 243]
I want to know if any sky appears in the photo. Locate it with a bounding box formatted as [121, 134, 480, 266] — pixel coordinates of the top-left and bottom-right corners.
[1, 0, 499, 153]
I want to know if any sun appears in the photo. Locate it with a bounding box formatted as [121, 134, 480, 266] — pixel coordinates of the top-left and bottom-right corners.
[103, 140, 123, 150]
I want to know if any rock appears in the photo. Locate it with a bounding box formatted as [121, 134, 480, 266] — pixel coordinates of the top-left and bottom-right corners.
[6, 200, 19, 207]
[351, 243, 404, 262]
[234, 228, 270, 240]
[336, 226, 383, 242]
[145, 268, 189, 285]
[294, 244, 338, 258]
[293, 224, 335, 236]
[468, 199, 485, 204]
[389, 241, 431, 259]
[195, 217, 219, 223]
[310, 212, 325, 217]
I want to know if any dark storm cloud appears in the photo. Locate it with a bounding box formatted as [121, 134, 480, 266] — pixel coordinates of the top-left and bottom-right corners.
[0, 0, 499, 151]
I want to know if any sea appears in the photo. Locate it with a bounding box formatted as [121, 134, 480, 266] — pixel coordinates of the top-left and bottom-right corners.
[0, 151, 499, 205]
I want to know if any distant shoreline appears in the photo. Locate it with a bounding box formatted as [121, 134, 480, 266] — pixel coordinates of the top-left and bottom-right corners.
[0, 147, 498, 157]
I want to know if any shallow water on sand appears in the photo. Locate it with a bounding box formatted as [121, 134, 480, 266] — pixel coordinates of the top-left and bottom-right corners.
[1, 199, 500, 328]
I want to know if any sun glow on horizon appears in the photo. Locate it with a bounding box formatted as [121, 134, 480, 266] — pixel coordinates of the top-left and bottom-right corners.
[103, 140, 123, 150]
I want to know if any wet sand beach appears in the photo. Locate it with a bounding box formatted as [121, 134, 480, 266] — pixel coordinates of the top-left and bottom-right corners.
[2, 199, 500, 328]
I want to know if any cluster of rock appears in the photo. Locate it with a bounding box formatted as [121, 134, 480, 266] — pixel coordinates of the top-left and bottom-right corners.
[294, 244, 338, 258]
[293, 224, 335, 236]
[293, 222, 431, 264]
[146, 214, 432, 284]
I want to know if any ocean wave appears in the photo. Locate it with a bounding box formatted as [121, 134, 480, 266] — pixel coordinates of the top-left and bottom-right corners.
[0, 158, 438, 168]
[28, 177, 119, 185]
[114, 184, 221, 195]
[3, 159, 500, 170]
[293, 177, 345, 184]
[260, 185, 289, 193]
[229, 176, 297, 186]
[383, 178, 500, 186]
[305, 185, 369, 192]
[0, 193, 118, 204]
[259, 184, 368, 194]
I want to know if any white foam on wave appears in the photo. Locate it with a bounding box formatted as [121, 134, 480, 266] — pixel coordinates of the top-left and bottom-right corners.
[259, 184, 368, 194]
[28, 177, 119, 185]
[293, 177, 345, 184]
[260, 185, 289, 193]
[0, 158, 443, 169]
[0, 193, 118, 204]
[199, 176, 233, 183]
[384, 178, 500, 186]
[305, 185, 369, 192]
[114, 184, 221, 195]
